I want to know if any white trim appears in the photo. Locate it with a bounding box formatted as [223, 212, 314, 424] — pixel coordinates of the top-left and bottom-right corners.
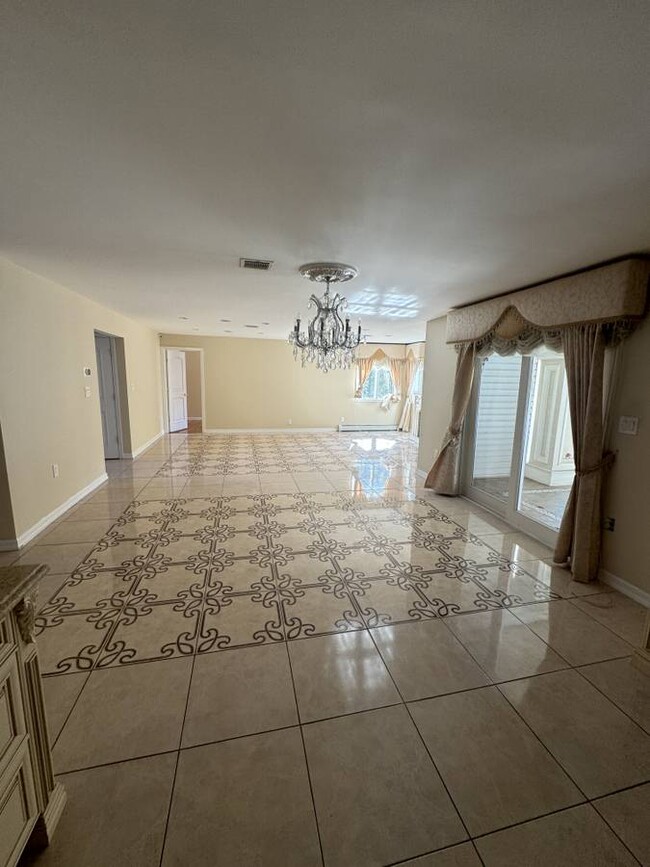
[0, 471, 109, 551]
[124, 430, 164, 459]
[188, 416, 202, 421]
[599, 569, 650, 608]
[416, 468, 428, 479]
[203, 427, 337, 434]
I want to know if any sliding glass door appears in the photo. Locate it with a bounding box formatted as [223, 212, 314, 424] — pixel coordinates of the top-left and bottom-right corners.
[462, 348, 574, 546]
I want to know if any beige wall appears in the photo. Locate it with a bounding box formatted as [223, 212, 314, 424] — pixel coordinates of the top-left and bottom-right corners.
[160, 335, 410, 430]
[602, 317, 650, 594]
[184, 351, 202, 419]
[417, 317, 457, 474]
[0, 258, 162, 541]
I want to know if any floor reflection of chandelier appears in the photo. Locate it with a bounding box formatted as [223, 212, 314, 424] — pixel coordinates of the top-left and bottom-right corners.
[289, 262, 364, 372]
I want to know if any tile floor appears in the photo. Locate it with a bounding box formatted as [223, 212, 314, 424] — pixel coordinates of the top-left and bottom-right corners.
[6, 431, 648, 866]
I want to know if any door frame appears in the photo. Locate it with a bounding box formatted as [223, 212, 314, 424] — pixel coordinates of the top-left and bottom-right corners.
[160, 347, 206, 433]
[461, 353, 560, 549]
[95, 330, 128, 460]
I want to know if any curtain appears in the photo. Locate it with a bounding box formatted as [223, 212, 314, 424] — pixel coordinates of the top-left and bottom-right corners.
[424, 344, 475, 495]
[387, 357, 403, 398]
[399, 357, 418, 431]
[553, 324, 612, 582]
[354, 356, 375, 398]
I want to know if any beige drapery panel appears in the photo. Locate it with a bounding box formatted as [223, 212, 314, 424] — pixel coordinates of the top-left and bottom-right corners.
[424, 344, 475, 494]
[354, 356, 375, 397]
[553, 324, 613, 582]
[398, 356, 419, 432]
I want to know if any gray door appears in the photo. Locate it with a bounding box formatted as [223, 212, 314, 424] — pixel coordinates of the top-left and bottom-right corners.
[95, 334, 121, 459]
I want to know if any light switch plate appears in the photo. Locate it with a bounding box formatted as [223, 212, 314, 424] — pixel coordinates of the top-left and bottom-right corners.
[84, 386, 91, 398]
[618, 416, 639, 435]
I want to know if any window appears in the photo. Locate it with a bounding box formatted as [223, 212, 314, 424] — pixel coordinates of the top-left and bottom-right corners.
[359, 364, 394, 400]
[411, 362, 424, 396]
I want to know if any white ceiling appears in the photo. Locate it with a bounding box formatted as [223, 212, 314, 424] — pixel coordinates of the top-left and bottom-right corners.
[2, 1, 650, 343]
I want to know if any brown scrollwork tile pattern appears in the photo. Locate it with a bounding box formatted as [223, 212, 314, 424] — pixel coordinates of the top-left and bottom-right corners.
[14, 431, 648, 867]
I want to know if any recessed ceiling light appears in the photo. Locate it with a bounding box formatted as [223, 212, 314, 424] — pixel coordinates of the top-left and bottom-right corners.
[261, 321, 270, 325]
[178, 315, 189, 320]
[220, 318, 231, 322]
[244, 324, 258, 328]
[224, 330, 232, 334]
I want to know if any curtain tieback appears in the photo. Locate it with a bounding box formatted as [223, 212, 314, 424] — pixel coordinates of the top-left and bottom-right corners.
[442, 429, 461, 448]
[575, 450, 615, 478]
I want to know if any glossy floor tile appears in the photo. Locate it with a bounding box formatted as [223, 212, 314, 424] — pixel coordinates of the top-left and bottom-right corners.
[182, 644, 297, 745]
[593, 783, 650, 866]
[400, 844, 482, 866]
[571, 591, 648, 645]
[372, 619, 489, 701]
[303, 705, 467, 866]
[163, 729, 321, 866]
[23, 754, 176, 867]
[409, 687, 581, 835]
[512, 599, 633, 665]
[475, 803, 638, 866]
[20, 431, 648, 866]
[53, 658, 191, 771]
[579, 656, 650, 733]
[445, 609, 568, 682]
[500, 669, 650, 797]
[288, 630, 400, 721]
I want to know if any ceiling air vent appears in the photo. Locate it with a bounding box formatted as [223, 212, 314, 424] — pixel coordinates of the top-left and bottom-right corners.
[240, 257, 273, 271]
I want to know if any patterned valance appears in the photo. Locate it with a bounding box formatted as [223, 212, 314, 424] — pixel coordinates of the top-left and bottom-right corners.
[446, 258, 649, 346]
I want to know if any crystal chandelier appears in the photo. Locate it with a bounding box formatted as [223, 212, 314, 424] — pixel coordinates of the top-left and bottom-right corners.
[289, 262, 364, 372]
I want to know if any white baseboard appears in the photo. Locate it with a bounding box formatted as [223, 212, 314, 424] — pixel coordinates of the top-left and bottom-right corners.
[125, 430, 164, 459]
[188, 416, 202, 421]
[599, 569, 650, 608]
[203, 427, 337, 434]
[0, 471, 109, 551]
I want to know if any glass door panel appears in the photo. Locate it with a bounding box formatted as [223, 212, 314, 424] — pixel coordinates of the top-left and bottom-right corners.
[467, 354, 524, 513]
[516, 349, 574, 532]
[463, 348, 574, 546]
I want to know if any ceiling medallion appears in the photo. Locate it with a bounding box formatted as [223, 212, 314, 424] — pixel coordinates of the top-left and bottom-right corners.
[289, 262, 364, 372]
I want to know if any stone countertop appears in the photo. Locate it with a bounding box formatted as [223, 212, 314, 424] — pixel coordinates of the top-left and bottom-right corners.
[0, 563, 49, 622]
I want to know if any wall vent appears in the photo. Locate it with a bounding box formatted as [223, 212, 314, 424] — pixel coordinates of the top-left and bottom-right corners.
[240, 258, 273, 271]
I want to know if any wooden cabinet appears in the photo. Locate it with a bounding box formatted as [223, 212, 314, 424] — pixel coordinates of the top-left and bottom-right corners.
[0, 565, 65, 866]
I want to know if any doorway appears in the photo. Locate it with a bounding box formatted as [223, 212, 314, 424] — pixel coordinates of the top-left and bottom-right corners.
[462, 347, 574, 546]
[162, 348, 204, 433]
[95, 332, 128, 459]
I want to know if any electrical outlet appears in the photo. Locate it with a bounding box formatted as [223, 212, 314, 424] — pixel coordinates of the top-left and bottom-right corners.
[603, 516, 615, 532]
[340, 416, 345, 423]
[51, 463, 59, 478]
[618, 416, 639, 435]
[84, 386, 91, 398]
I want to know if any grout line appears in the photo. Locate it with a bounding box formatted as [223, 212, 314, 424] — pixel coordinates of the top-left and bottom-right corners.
[284, 642, 326, 867]
[364, 623, 477, 856]
[157, 646, 198, 867]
